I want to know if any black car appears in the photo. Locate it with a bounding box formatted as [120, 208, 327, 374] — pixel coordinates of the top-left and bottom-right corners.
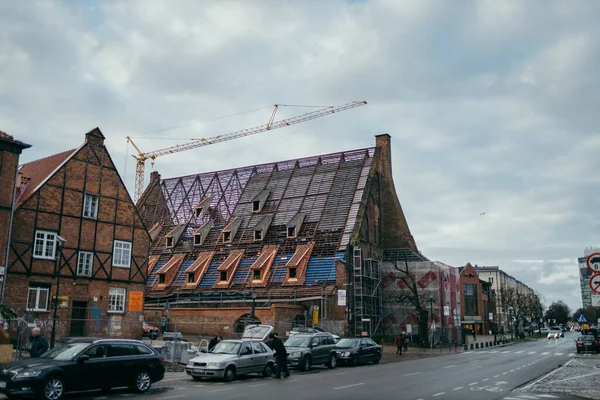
[0, 339, 164, 400]
[576, 335, 600, 354]
[335, 337, 381, 367]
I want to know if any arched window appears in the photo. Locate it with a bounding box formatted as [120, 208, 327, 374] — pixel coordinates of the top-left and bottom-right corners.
[292, 314, 306, 329]
[234, 314, 261, 333]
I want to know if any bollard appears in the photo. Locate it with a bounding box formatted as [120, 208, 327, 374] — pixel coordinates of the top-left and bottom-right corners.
[475, 343, 479, 349]
[470, 343, 474, 350]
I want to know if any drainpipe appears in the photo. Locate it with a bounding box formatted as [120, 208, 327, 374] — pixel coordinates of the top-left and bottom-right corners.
[1, 161, 21, 305]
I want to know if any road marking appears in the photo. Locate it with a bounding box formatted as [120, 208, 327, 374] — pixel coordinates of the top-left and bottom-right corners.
[335, 372, 347, 375]
[489, 350, 499, 353]
[568, 353, 575, 356]
[542, 352, 550, 355]
[528, 351, 536, 354]
[515, 350, 524, 354]
[250, 383, 268, 387]
[159, 397, 184, 400]
[443, 365, 456, 369]
[432, 392, 445, 397]
[403, 372, 420, 377]
[502, 372, 508, 375]
[211, 388, 233, 392]
[493, 375, 500, 378]
[453, 387, 464, 391]
[471, 360, 480, 363]
[502, 350, 511, 353]
[515, 396, 542, 399]
[510, 369, 515, 372]
[519, 359, 573, 391]
[482, 378, 489, 381]
[194, 385, 205, 387]
[468, 382, 478, 386]
[555, 353, 564, 356]
[537, 395, 559, 398]
[334, 383, 365, 390]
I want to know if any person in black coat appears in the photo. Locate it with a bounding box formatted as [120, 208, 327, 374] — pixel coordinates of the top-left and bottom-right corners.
[29, 328, 49, 358]
[268, 333, 289, 378]
[208, 335, 222, 352]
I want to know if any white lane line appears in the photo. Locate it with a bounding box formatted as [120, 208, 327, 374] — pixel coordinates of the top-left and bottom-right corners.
[568, 353, 575, 356]
[211, 388, 233, 393]
[250, 383, 268, 387]
[517, 396, 543, 399]
[432, 392, 445, 397]
[542, 352, 550, 355]
[334, 383, 365, 390]
[159, 396, 184, 400]
[502, 372, 508, 375]
[443, 365, 456, 369]
[528, 351, 536, 354]
[453, 387, 464, 391]
[515, 350, 524, 354]
[555, 352, 564, 356]
[471, 360, 480, 363]
[335, 372, 348, 375]
[493, 375, 500, 378]
[468, 382, 478, 386]
[194, 385, 205, 387]
[482, 378, 489, 381]
[537, 395, 559, 398]
[510, 369, 515, 372]
[489, 350, 499, 353]
[403, 372, 420, 377]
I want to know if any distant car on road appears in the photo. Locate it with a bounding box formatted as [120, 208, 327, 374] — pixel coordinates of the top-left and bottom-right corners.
[539, 327, 550, 335]
[0, 338, 164, 400]
[576, 336, 600, 354]
[142, 322, 160, 340]
[335, 337, 381, 367]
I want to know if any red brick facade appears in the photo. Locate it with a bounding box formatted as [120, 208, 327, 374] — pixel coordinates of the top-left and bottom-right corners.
[459, 263, 491, 335]
[3, 128, 150, 342]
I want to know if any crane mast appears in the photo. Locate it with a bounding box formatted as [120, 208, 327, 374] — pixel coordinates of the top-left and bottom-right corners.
[127, 100, 367, 202]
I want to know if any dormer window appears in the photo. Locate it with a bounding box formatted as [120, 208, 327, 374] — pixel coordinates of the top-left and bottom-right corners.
[254, 231, 262, 241]
[252, 190, 269, 213]
[253, 270, 261, 280]
[287, 227, 296, 238]
[220, 271, 227, 281]
[188, 273, 195, 283]
[289, 268, 297, 279]
[166, 237, 174, 248]
[158, 274, 166, 284]
[193, 196, 212, 220]
[194, 235, 202, 245]
[194, 207, 203, 218]
[252, 201, 260, 212]
[223, 232, 231, 243]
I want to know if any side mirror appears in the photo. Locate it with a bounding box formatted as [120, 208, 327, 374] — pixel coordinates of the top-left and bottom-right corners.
[78, 355, 90, 364]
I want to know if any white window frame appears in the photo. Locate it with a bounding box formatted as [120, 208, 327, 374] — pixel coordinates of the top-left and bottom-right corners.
[27, 287, 50, 312]
[112, 240, 132, 268]
[83, 193, 99, 219]
[33, 230, 57, 260]
[77, 251, 94, 277]
[108, 287, 126, 313]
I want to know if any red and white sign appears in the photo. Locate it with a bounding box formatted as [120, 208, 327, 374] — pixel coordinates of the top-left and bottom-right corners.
[589, 273, 600, 295]
[586, 252, 600, 273]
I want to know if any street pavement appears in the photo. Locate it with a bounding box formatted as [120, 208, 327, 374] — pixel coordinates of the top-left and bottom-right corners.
[12, 332, 587, 400]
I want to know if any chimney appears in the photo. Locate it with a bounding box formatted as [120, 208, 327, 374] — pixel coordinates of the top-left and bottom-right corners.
[150, 171, 161, 184]
[375, 134, 392, 176]
[85, 127, 105, 146]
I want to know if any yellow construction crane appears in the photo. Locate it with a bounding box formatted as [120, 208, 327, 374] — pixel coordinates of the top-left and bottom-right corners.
[127, 100, 367, 202]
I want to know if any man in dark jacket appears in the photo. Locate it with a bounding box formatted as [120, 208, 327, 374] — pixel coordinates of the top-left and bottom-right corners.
[208, 335, 222, 352]
[29, 328, 49, 358]
[268, 333, 289, 378]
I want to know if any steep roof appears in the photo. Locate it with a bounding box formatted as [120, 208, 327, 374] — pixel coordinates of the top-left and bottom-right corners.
[16, 148, 78, 208]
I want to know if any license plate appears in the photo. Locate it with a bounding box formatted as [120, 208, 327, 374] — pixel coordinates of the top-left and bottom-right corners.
[0, 381, 6, 388]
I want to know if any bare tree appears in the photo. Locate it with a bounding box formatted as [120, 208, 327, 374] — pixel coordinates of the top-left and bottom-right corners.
[499, 286, 530, 337]
[392, 258, 430, 346]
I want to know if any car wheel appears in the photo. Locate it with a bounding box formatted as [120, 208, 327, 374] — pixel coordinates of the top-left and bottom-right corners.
[300, 356, 311, 372]
[223, 366, 236, 382]
[351, 354, 359, 367]
[133, 370, 152, 393]
[328, 354, 337, 369]
[41, 376, 65, 400]
[262, 363, 274, 377]
[373, 353, 381, 364]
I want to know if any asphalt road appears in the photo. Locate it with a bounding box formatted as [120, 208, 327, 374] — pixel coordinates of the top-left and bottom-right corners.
[16, 332, 585, 400]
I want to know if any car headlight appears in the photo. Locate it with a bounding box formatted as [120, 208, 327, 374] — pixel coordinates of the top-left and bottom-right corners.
[19, 370, 41, 378]
[342, 352, 350, 357]
[206, 362, 222, 368]
[290, 352, 301, 358]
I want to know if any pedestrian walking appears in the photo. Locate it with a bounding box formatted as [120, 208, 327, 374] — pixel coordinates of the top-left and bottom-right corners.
[403, 332, 408, 352]
[269, 333, 289, 379]
[471, 329, 476, 342]
[29, 327, 48, 358]
[208, 335, 223, 352]
[394, 333, 404, 355]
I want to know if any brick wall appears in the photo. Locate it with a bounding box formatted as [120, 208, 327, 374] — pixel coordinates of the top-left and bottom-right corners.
[0, 150, 20, 270]
[458, 264, 491, 334]
[4, 130, 150, 343]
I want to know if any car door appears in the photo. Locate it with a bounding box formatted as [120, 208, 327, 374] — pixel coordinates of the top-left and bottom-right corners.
[358, 339, 371, 361]
[251, 342, 269, 373]
[237, 342, 255, 376]
[67, 344, 111, 391]
[312, 336, 326, 364]
[105, 344, 138, 386]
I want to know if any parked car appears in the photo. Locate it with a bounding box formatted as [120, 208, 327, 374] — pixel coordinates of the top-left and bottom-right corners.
[539, 327, 551, 335]
[576, 336, 600, 354]
[0, 339, 164, 400]
[335, 337, 381, 367]
[550, 327, 564, 337]
[284, 332, 337, 371]
[289, 327, 340, 342]
[142, 322, 160, 340]
[547, 331, 560, 340]
[185, 340, 275, 382]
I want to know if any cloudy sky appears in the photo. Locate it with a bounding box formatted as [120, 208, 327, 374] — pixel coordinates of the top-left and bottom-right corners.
[1, 0, 598, 312]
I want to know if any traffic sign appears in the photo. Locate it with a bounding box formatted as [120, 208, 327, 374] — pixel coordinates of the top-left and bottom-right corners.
[589, 274, 600, 295]
[578, 314, 588, 324]
[586, 252, 600, 273]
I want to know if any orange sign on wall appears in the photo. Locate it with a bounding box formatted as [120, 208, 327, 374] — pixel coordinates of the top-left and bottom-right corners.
[129, 291, 144, 312]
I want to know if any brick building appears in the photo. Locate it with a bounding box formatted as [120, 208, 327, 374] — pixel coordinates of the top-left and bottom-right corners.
[458, 263, 492, 336]
[2, 128, 150, 342]
[0, 131, 31, 294]
[138, 134, 418, 337]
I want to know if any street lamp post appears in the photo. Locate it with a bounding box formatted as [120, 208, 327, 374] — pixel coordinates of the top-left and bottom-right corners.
[428, 296, 434, 349]
[50, 236, 66, 349]
[250, 288, 256, 320]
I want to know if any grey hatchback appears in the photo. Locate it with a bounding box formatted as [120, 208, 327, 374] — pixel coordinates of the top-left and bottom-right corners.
[285, 332, 337, 371]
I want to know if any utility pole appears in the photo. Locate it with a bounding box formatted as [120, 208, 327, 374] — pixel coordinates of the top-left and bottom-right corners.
[428, 296, 434, 349]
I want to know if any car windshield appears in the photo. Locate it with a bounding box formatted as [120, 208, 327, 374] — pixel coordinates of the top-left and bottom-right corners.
[336, 338, 360, 347]
[212, 341, 241, 354]
[285, 336, 311, 347]
[40, 343, 89, 360]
